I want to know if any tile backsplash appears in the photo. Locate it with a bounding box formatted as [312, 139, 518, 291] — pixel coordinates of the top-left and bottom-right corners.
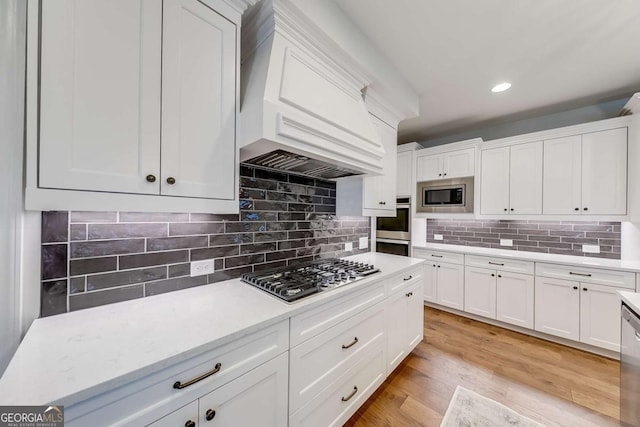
[426, 218, 621, 259]
[40, 165, 370, 317]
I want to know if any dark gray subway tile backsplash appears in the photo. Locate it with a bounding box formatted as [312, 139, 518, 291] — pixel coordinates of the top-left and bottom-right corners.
[40, 165, 370, 317]
[426, 218, 621, 259]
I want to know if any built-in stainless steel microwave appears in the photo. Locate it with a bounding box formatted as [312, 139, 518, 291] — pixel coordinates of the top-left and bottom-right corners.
[416, 177, 474, 213]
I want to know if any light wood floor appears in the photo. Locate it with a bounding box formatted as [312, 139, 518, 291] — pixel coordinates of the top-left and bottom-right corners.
[345, 306, 620, 427]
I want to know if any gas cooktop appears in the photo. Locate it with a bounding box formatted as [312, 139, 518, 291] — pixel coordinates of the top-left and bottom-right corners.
[240, 258, 380, 303]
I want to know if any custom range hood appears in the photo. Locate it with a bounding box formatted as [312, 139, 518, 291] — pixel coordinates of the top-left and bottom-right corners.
[238, 0, 385, 179]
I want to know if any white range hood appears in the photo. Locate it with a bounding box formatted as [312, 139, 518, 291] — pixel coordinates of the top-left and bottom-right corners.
[238, 0, 385, 179]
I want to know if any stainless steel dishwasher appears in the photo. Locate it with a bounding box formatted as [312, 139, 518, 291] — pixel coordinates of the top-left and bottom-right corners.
[621, 303, 640, 426]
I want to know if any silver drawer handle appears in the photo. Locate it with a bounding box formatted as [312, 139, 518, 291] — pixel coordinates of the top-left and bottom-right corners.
[341, 386, 358, 402]
[342, 337, 359, 349]
[431, 254, 443, 258]
[569, 272, 592, 277]
[173, 362, 222, 390]
[403, 275, 413, 281]
[488, 262, 504, 266]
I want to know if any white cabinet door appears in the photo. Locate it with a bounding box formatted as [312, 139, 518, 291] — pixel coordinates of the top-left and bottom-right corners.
[509, 141, 543, 215]
[464, 267, 496, 319]
[406, 280, 425, 351]
[543, 135, 582, 215]
[579, 283, 624, 351]
[148, 401, 199, 427]
[39, 0, 162, 194]
[423, 263, 438, 303]
[386, 288, 408, 372]
[161, 0, 236, 200]
[198, 353, 288, 427]
[444, 148, 475, 178]
[436, 263, 464, 311]
[581, 128, 627, 215]
[363, 116, 397, 212]
[534, 277, 580, 341]
[480, 147, 510, 215]
[416, 153, 442, 181]
[396, 151, 413, 197]
[496, 271, 534, 329]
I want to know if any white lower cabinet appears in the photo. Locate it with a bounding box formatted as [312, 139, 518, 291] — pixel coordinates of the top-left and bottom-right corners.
[464, 266, 534, 328]
[579, 283, 625, 351]
[434, 263, 465, 310]
[535, 277, 581, 341]
[464, 267, 496, 319]
[289, 345, 386, 427]
[495, 271, 534, 329]
[386, 275, 424, 372]
[149, 353, 288, 427]
[289, 264, 424, 426]
[535, 276, 625, 351]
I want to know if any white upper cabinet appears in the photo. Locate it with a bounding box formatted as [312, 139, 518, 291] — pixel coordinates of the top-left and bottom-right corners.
[543, 135, 583, 215]
[39, 0, 162, 195]
[27, 0, 242, 212]
[416, 148, 475, 182]
[396, 151, 413, 197]
[160, 0, 236, 200]
[480, 141, 542, 215]
[509, 141, 543, 214]
[336, 115, 397, 216]
[362, 116, 397, 213]
[581, 128, 628, 215]
[480, 147, 510, 215]
[543, 128, 627, 216]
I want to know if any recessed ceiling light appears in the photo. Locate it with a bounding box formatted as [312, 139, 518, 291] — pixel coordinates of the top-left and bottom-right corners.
[491, 82, 512, 93]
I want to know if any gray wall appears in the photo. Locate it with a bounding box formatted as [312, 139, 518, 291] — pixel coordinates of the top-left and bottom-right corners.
[419, 98, 628, 147]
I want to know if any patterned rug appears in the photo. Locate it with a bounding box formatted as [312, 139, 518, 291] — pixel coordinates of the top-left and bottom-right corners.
[441, 386, 546, 427]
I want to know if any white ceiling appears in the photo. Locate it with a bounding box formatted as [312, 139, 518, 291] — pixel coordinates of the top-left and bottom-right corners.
[333, 0, 640, 143]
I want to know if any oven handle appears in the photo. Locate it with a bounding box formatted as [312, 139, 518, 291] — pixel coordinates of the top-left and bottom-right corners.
[376, 238, 409, 245]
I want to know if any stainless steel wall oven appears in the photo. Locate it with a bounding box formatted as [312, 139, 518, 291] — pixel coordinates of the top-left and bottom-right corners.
[376, 197, 411, 256]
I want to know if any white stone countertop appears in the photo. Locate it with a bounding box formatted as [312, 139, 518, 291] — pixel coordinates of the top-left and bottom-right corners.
[0, 252, 423, 407]
[413, 242, 640, 273]
[620, 291, 640, 315]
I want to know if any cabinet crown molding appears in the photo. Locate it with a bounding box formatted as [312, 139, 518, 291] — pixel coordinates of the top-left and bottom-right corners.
[480, 116, 633, 150]
[417, 137, 482, 156]
[220, 0, 258, 14]
[241, 0, 372, 90]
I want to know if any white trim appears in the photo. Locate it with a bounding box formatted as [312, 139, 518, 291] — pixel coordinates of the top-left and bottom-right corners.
[397, 142, 422, 153]
[620, 92, 640, 116]
[480, 115, 633, 150]
[416, 138, 482, 156]
[364, 87, 404, 129]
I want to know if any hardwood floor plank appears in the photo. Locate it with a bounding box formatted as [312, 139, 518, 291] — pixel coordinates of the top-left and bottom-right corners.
[345, 306, 620, 426]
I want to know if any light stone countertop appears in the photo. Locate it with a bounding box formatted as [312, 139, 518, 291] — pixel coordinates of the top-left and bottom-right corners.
[413, 242, 640, 273]
[0, 252, 423, 407]
[620, 291, 640, 315]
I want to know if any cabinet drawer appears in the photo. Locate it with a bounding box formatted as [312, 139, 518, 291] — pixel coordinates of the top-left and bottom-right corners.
[387, 265, 423, 294]
[289, 342, 386, 427]
[66, 320, 289, 427]
[412, 248, 464, 265]
[290, 281, 386, 347]
[535, 263, 635, 290]
[289, 302, 385, 413]
[465, 255, 534, 275]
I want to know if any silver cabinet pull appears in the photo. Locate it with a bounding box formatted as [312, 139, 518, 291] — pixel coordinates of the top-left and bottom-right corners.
[173, 362, 222, 389]
[569, 272, 592, 277]
[431, 254, 443, 258]
[341, 386, 358, 402]
[403, 275, 413, 281]
[488, 262, 504, 266]
[342, 337, 359, 349]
